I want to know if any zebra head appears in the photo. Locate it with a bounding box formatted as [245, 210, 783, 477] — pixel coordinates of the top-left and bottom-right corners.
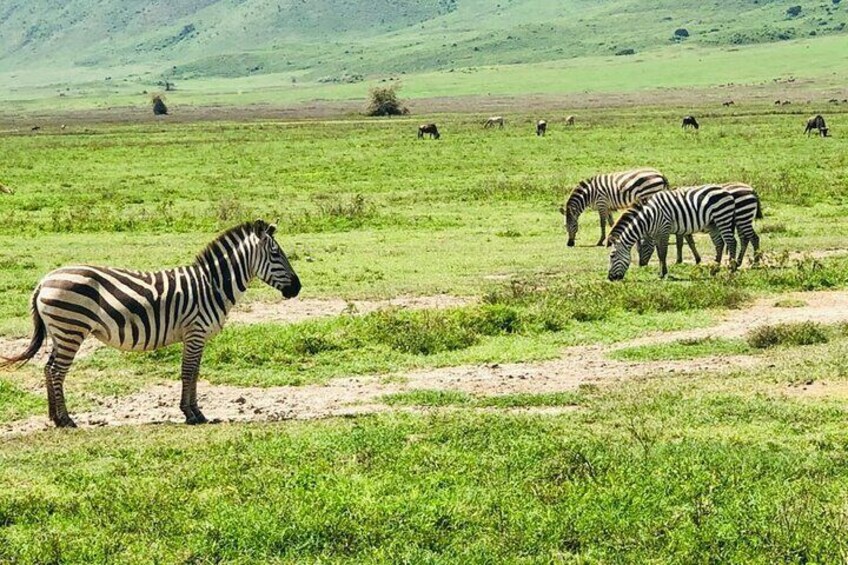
[606, 205, 646, 281]
[562, 182, 588, 246]
[607, 240, 633, 281]
[254, 221, 301, 299]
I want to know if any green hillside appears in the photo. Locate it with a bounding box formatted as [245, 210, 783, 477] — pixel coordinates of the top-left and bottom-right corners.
[1, 0, 847, 108]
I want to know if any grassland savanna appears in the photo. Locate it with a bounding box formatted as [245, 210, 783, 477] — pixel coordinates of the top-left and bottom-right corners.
[3, 103, 848, 562]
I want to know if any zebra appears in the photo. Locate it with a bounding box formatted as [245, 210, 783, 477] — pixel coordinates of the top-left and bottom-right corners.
[560, 167, 699, 260]
[0, 220, 301, 428]
[607, 185, 737, 280]
[633, 183, 763, 268]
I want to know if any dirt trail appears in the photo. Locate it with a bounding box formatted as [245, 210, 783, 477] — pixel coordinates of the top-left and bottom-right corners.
[3, 289, 848, 437]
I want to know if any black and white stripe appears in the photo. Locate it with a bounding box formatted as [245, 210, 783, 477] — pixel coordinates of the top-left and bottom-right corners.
[1, 220, 301, 428]
[561, 168, 670, 247]
[636, 182, 762, 268]
[607, 185, 737, 280]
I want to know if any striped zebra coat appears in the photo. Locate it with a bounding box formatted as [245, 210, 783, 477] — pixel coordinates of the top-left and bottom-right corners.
[561, 168, 677, 247]
[607, 185, 737, 280]
[1, 220, 301, 428]
[635, 182, 763, 268]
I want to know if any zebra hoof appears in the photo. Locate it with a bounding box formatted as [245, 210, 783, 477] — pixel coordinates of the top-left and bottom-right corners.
[185, 410, 209, 425]
[55, 416, 77, 429]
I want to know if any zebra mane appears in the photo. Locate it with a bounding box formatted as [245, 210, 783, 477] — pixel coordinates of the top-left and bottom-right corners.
[607, 204, 644, 244]
[194, 220, 267, 266]
[565, 180, 590, 210]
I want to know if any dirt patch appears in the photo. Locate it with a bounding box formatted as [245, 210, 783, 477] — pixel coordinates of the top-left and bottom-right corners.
[3, 289, 848, 437]
[616, 290, 848, 350]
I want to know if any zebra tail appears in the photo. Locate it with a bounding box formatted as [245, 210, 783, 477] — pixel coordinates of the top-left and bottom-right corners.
[755, 198, 763, 219]
[1, 287, 46, 369]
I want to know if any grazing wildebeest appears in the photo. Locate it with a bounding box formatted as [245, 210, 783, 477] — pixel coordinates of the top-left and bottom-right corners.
[565, 115, 575, 126]
[417, 123, 440, 139]
[829, 99, 840, 104]
[484, 116, 505, 129]
[805, 115, 828, 137]
[681, 116, 699, 130]
[782, 100, 791, 105]
[536, 120, 547, 136]
[0, 220, 301, 428]
[30, 126, 41, 132]
[722, 100, 734, 107]
[774, 100, 782, 105]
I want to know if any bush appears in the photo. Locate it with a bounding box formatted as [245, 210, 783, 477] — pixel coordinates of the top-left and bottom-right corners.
[786, 5, 802, 17]
[151, 94, 168, 115]
[674, 28, 690, 37]
[615, 48, 636, 56]
[747, 322, 829, 349]
[365, 85, 408, 116]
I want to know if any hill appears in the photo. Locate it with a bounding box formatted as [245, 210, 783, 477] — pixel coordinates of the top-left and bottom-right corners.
[0, 0, 847, 109]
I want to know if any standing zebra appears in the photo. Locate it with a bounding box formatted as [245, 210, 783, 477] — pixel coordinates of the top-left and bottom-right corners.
[560, 168, 698, 260]
[635, 182, 763, 268]
[607, 185, 737, 280]
[1, 220, 301, 428]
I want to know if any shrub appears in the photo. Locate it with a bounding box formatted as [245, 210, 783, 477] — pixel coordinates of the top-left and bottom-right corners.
[786, 5, 802, 17]
[615, 48, 636, 56]
[747, 322, 829, 349]
[151, 94, 168, 115]
[674, 28, 690, 38]
[365, 85, 408, 116]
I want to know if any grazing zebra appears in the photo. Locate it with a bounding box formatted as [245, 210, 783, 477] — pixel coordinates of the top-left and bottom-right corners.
[561, 168, 698, 254]
[565, 115, 575, 126]
[417, 123, 440, 139]
[484, 116, 505, 129]
[682, 116, 699, 130]
[0, 220, 301, 428]
[607, 185, 737, 280]
[805, 115, 828, 137]
[536, 120, 547, 136]
[635, 183, 763, 268]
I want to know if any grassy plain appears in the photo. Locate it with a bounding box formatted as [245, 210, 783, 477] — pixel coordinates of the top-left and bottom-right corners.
[3, 104, 848, 561]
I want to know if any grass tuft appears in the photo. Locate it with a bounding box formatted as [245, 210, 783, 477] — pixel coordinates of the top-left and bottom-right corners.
[747, 322, 830, 349]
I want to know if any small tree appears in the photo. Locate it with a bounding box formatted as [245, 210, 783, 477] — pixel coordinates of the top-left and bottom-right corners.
[151, 94, 168, 116]
[366, 85, 408, 116]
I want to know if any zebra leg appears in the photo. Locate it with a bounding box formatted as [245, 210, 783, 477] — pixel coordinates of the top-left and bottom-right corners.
[44, 350, 58, 422]
[737, 234, 750, 266]
[724, 229, 738, 272]
[180, 337, 208, 425]
[597, 210, 607, 246]
[47, 336, 83, 428]
[751, 232, 762, 264]
[656, 233, 671, 278]
[675, 235, 684, 264]
[685, 235, 701, 264]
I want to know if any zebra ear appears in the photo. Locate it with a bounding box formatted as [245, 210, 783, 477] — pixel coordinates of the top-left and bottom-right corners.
[558, 206, 566, 215]
[267, 223, 277, 237]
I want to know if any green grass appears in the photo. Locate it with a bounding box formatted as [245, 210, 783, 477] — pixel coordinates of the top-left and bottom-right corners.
[610, 337, 753, 362]
[381, 390, 582, 408]
[0, 378, 43, 423]
[5, 338, 848, 562]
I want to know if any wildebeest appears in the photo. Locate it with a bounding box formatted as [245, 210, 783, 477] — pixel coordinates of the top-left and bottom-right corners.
[30, 126, 41, 132]
[417, 123, 441, 139]
[774, 100, 782, 105]
[829, 99, 840, 104]
[805, 115, 829, 137]
[484, 116, 504, 129]
[782, 100, 791, 106]
[681, 116, 699, 130]
[536, 120, 547, 136]
[722, 100, 734, 107]
[565, 115, 575, 126]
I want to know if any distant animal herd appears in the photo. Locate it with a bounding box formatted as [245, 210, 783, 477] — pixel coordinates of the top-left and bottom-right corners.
[414, 105, 835, 139]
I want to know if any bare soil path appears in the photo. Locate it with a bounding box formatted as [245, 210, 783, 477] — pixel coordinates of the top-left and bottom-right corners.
[3, 290, 848, 437]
